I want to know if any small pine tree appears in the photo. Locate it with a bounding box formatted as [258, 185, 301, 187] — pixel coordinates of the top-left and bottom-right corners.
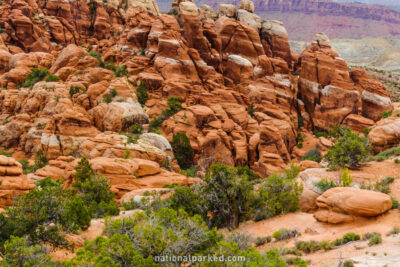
[74, 157, 95, 182]
[171, 132, 193, 169]
[136, 82, 148, 106]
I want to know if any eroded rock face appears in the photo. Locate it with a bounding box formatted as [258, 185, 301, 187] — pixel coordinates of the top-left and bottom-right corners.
[0, 155, 35, 207]
[298, 34, 391, 130]
[0, 3, 392, 180]
[29, 156, 194, 198]
[368, 117, 400, 153]
[314, 187, 392, 224]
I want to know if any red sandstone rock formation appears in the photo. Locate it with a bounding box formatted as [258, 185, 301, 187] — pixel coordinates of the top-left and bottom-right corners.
[0, 155, 35, 207]
[197, 0, 400, 40]
[0, 0, 393, 182]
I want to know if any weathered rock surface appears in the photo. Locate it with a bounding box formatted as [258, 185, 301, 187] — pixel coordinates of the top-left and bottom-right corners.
[0, 155, 35, 207]
[29, 156, 195, 198]
[314, 187, 392, 224]
[368, 117, 400, 153]
[0, 1, 392, 180]
[298, 34, 391, 130]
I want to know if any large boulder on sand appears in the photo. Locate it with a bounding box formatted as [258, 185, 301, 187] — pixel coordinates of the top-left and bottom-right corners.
[314, 187, 392, 224]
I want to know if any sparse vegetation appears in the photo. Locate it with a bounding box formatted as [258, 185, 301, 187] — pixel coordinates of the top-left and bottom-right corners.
[171, 132, 193, 169]
[130, 124, 143, 134]
[45, 74, 59, 82]
[373, 145, 400, 161]
[136, 82, 148, 106]
[363, 232, 382, 246]
[149, 96, 183, 132]
[302, 147, 322, 162]
[102, 93, 113, 103]
[272, 228, 298, 241]
[324, 128, 371, 169]
[387, 226, 400, 236]
[22, 68, 49, 88]
[332, 232, 360, 246]
[313, 179, 337, 192]
[340, 167, 352, 187]
[343, 260, 355, 267]
[254, 165, 303, 221]
[69, 86, 81, 97]
[255, 236, 271, 247]
[248, 104, 255, 117]
[382, 110, 392, 119]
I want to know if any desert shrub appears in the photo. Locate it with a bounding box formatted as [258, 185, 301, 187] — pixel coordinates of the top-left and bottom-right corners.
[364, 232, 382, 246]
[122, 199, 141, 211]
[298, 116, 304, 128]
[0, 182, 74, 247]
[104, 208, 220, 259]
[34, 149, 48, 169]
[374, 177, 395, 194]
[171, 132, 194, 169]
[166, 96, 182, 115]
[382, 110, 392, 119]
[272, 228, 298, 241]
[167, 8, 178, 15]
[295, 240, 322, 253]
[373, 145, 400, 161]
[45, 74, 59, 82]
[166, 185, 207, 218]
[255, 236, 271, 247]
[296, 132, 304, 148]
[74, 157, 95, 182]
[23, 68, 49, 88]
[181, 165, 199, 177]
[0, 149, 11, 156]
[363, 127, 371, 137]
[69, 86, 81, 97]
[255, 166, 303, 220]
[312, 130, 328, 138]
[248, 104, 255, 117]
[149, 97, 182, 132]
[202, 164, 256, 229]
[332, 232, 360, 246]
[68, 234, 159, 267]
[123, 149, 130, 159]
[340, 167, 352, 187]
[203, 245, 288, 267]
[392, 197, 400, 209]
[72, 157, 119, 218]
[149, 117, 163, 132]
[313, 179, 337, 192]
[102, 94, 113, 103]
[225, 232, 252, 251]
[130, 124, 143, 134]
[280, 248, 302, 256]
[387, 226, 400, 236]
[114, 65, 127, 77]
[343, 260, 355, 267]
[285, 257, 308, 267]
[73, 174, 119, 218]
[0, 236, 53, 266]
[324, 130, 371, 169]
[302, 147, 322, 163]
[109, 88, 117, 97]
[136, 82, 148, 106]
[327, 125, 351, 138]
